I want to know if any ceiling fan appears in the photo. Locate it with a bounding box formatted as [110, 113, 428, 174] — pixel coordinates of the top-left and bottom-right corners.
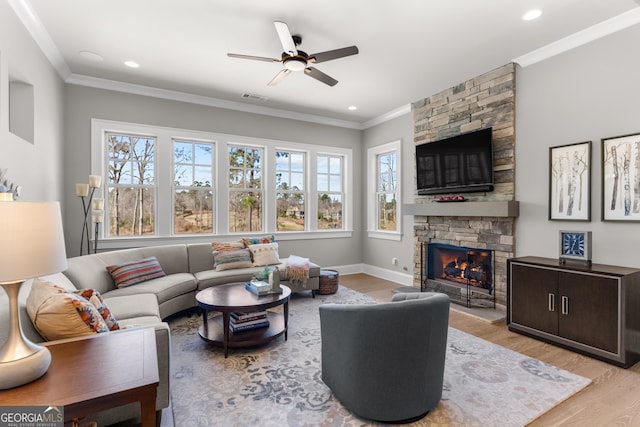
[227, 21, 359, 87]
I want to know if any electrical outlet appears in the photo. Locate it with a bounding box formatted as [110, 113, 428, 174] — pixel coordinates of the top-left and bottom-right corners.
[392, 257, 398, 265]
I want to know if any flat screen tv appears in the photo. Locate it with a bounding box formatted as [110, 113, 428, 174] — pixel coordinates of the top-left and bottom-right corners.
[416, 127, 494, 195]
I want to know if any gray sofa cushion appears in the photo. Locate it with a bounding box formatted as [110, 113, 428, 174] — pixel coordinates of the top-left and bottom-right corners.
[187, 243, 216, 273]
[63, 245, 191, 294]
[103, 293, 161, 320]
[103, 273, 196, 306]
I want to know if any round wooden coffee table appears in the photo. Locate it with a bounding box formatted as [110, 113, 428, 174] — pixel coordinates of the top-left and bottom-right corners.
[196, 283, 291, 358]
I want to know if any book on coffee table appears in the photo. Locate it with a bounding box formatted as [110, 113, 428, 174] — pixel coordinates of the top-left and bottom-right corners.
[245, 280, 271, 295]
[245, 281, 284, 296]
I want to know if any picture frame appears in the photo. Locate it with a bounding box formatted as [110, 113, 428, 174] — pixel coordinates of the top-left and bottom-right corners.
[602, 132, 640, 222]
[549, 141, 591, 221]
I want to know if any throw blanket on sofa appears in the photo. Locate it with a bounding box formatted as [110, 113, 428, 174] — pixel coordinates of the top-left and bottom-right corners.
[285, 255, 310, 288]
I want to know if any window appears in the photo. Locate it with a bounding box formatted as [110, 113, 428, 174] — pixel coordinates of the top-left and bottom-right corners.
[377, 151, 397, 231]
[276, 151, 306, 231]
[368, 140, 402, 240]
[317, 155, 343, 230]
[173, 140, 214, 234]
[106, 132, 156, 237]
[91, 119, 353, 247]
[228, 145, 263, 233]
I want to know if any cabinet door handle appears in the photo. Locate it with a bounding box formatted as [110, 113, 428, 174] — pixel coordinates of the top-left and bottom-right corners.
[561, 296, 569, 315]
[548, 293, 555, 312]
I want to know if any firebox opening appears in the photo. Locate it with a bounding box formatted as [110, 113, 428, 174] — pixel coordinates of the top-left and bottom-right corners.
[423, 243, 495, 308]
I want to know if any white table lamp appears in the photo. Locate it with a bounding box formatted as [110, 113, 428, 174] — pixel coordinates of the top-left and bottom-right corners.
[0, 200, 68, 389]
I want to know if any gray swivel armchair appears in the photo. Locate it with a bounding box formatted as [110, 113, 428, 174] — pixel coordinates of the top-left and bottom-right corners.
[319, 292, 449, 423]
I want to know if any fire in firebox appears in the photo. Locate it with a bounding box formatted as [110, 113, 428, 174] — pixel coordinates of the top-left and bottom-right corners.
[442, 257, 491, 290]
[427, 244, 493, 294]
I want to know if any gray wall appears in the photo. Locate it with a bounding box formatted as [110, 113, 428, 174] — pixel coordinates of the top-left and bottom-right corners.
[361, 113, 414, 284]
[0, 1, 65, 203]
[64, 85, 363, 266]
[516, 24, 640, 267]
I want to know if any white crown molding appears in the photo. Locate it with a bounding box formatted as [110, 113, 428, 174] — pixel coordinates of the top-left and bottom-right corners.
[66, 74, 366, 129]
[361, 104, 412, 129]
[67, 74, 412, 130]
[9, 0, 71, 79]
[514, 7, 640, 68]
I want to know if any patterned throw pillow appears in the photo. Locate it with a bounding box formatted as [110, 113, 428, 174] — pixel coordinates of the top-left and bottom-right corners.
[26, 279, 110, 341]
[213, 248, 253, 271]
[74, 289, 120, 331]
[242, 235, 276, 248]
[106, 257, 167, 288]
[249, 242, 280, 267]
[211, 241, 245, 252]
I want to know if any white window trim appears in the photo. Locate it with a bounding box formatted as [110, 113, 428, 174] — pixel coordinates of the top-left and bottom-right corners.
[91, 119, 353, 248]
[367, 140, 402, 241]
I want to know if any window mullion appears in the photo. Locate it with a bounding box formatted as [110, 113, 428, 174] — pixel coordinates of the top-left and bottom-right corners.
[156, 132, 172, 236]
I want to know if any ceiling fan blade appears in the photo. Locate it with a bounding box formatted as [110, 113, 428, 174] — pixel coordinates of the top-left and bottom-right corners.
[268, 69, 292, 86]
[310, 46, 359, 63]
[227, 53, 280, 63]
[304, 67, 338, 87]
[274, 21, 298, 56]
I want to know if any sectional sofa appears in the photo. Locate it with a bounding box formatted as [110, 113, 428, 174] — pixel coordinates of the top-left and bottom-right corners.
[0, 242, 320, 426]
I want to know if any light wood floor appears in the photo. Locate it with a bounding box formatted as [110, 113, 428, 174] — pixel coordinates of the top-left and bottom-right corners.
[339, 273, 640, 426]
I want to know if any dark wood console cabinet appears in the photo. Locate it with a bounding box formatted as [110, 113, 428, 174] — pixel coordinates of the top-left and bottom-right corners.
[507, 256, 640, 368]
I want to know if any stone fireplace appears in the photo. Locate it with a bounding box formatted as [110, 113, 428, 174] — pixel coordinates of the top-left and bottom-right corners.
[408, 63, 517, 309]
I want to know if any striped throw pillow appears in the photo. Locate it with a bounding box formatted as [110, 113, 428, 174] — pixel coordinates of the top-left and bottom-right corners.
[106, 257, 167, 288]
[213, 248, 253, 271]
[211, 241, 245, 252]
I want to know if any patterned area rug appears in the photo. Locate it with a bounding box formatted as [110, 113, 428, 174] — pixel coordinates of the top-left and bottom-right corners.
[169, 286, 590, 426]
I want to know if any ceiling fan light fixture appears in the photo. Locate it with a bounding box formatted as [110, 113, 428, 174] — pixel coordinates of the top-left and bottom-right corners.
[283, 57, 307, 72]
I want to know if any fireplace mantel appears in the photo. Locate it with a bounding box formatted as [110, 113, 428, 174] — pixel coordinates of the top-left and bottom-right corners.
[404, 200, 519, 218]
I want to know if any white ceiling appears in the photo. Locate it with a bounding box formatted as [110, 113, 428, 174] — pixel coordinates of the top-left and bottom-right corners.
[13, 0, 640, 128]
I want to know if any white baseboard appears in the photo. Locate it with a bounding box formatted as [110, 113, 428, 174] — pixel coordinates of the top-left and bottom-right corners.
[323, 263, 414, 287]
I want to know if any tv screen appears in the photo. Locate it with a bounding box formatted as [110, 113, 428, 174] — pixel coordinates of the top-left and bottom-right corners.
[416, 127, 494, 195]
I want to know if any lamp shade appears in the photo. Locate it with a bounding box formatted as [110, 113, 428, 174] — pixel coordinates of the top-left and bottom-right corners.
[0, 201, 68, 283]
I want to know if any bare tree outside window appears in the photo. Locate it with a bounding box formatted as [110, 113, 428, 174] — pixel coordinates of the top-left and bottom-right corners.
[229, 145, 263, 232]
[173, 140, 214, 234]
[317, 155, 343, 229]
[377, 151, 397, 231]
[276, 151, 305, 231]
[106, 133, 156, 236]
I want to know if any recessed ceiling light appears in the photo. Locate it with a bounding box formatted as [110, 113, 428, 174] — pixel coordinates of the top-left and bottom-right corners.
[522, 9, 542, 21]
[78, 51, 103, 62]
[124, 61, 140, 68]
[348, 105, 357, 111]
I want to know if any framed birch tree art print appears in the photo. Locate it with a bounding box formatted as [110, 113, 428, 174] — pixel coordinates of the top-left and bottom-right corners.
[602, 132, 640, 221]
[549, 141, 591, 221]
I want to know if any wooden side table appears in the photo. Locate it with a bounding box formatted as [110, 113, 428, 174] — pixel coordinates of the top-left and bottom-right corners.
[0, 327, 159, 427]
